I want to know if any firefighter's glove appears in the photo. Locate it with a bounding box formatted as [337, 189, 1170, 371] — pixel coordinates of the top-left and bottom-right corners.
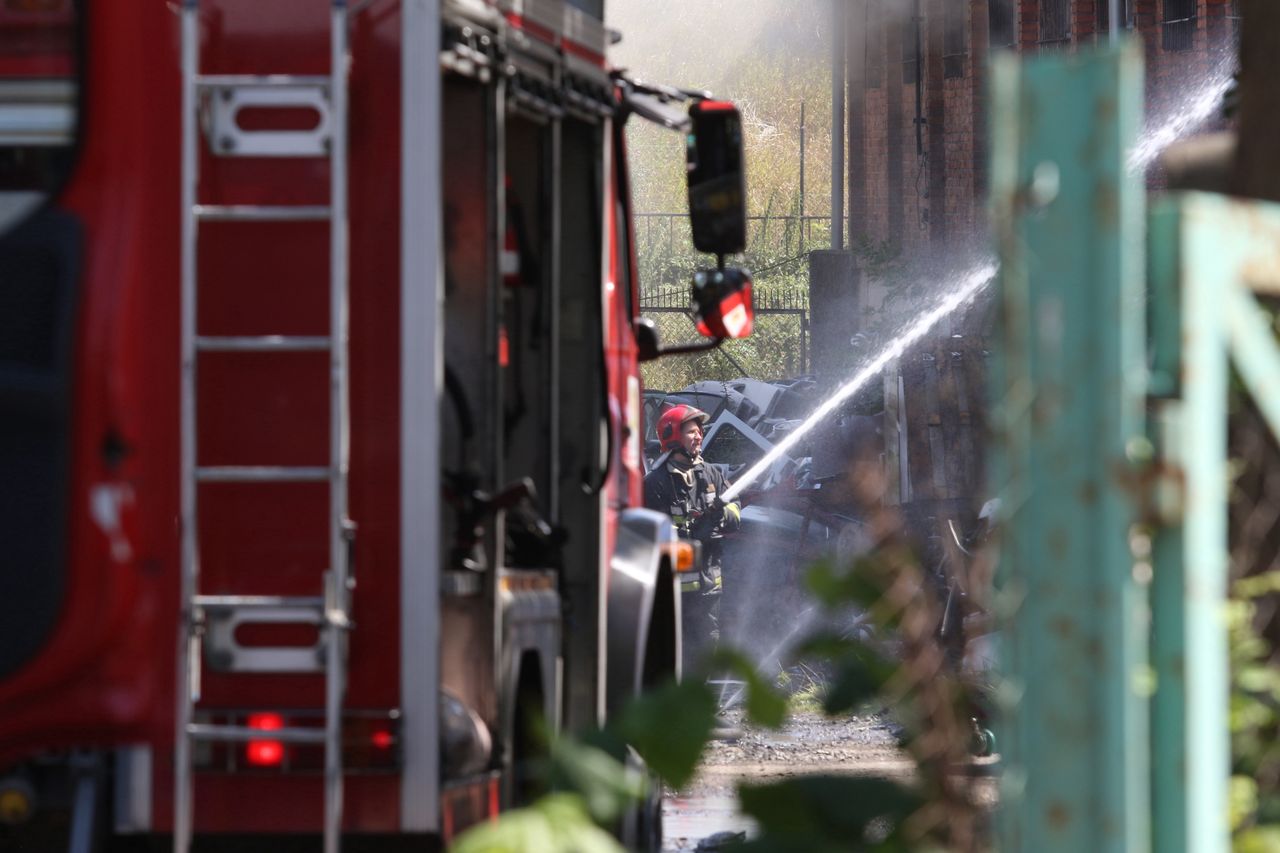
[721, 500, 742, 531]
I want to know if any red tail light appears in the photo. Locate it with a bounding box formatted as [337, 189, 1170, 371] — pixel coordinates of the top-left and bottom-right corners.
[193, 710, 399, 772]
[245, 712, 285, 768]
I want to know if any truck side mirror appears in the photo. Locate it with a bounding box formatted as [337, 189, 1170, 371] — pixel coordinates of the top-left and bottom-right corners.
[692, 267, 754, 339]
[635, 317, 661, 362]
[686, 101, 746, 256]
[645, 439, 661, 464]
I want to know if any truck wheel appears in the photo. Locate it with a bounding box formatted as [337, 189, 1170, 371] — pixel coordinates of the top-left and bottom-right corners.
[510, 652, 548, 806]
[619, 747, 663, 852]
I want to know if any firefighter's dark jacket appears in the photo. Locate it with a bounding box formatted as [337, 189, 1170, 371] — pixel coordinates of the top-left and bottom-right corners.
[643, 449, 740, 538]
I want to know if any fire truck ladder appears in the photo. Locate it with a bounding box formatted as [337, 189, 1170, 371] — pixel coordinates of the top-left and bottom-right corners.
[175, 3, 353, 853]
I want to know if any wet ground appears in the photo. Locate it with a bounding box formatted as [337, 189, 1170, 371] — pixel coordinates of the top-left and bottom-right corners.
[662, 709, 998, 851]
[661, 710, 909, 851]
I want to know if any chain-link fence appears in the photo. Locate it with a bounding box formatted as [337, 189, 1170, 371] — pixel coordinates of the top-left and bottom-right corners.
[638, 302, 809, 390]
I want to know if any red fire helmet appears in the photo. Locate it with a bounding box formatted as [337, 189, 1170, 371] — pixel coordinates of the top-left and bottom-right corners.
[656, 404, 710, 453]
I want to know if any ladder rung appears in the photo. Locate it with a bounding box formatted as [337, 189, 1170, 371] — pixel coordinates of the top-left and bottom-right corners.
[197, 335, 331, 352]
[187, 723, 326, 745]
[193, 594, 325, 610]
[194, 204, 331, 222]
[197, 466, 331, 483]
[196, 74, 333, 89]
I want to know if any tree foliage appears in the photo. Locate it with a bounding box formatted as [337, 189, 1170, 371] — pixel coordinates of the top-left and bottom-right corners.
[611, 0, 836, 391]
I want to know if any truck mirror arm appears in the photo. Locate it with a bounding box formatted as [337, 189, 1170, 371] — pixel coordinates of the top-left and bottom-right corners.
[648, 336, 726, 359]
[613, 71, 720, 134]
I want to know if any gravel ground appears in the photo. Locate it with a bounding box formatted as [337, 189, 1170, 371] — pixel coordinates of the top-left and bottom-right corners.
[693, 709, 911, 789]
[662, 710, 908, 851]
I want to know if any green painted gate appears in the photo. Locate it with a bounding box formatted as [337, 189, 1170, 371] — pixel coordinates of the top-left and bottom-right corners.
[990, 42, 1280, 853]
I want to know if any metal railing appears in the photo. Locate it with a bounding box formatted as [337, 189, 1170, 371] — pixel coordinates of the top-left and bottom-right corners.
[634, 212, 832, 259]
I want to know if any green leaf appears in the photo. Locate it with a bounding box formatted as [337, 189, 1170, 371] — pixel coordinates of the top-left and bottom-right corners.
[577, 725, 630, 762]
[1234, 825, 1280, 853]
[547, 736, 647, 824]
[737, 775, 922, 844]
[823, 655, 895, 715]
[448, 808, 557, 853]
[534, 795, 630, 853]
[450, 793, 626, 853]
[1239, 664, 1280, 695]
[611, 677, 717, 790]
[1231, 775, 1260, 832]
[790, 633, 898, 716]
[709, 647, 789, 729]
[804, 559, 884, 610]
[1234, 570, 1280, 600]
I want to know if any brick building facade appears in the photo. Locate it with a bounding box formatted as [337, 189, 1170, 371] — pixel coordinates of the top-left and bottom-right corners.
[845, 0, 1239, 252]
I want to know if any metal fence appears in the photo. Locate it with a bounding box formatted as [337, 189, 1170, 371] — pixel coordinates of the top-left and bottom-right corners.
[637, 307, 810, 390]
[637, 212, 816, 388]
[640, 284, 808, 313]
[1162, 0, 1196, 50]
[1040, 0, 1072, 45]
[635, 212, 831, 270]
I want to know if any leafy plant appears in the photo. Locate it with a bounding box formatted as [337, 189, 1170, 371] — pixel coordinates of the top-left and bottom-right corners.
[450, 793, 626, 853]
[449, 660, 785, 852]
[1228, 571, 1280, 849]
[451, 508, 988, 852]
[1228, 392, 1280, 851]
[736, 776, 926, 853]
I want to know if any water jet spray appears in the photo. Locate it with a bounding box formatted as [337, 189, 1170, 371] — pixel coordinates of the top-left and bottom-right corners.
[722, 263, 998, 502]
[722, 57, 1235, 503]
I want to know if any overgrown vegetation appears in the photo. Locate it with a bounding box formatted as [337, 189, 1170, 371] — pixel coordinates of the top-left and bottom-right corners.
[612, 0, 836, 391]
[1228, 397, 1280, 849]
[1228, 574, 1280, 851]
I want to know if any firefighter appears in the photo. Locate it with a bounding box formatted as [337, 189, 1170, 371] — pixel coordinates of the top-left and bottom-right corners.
[644, 404, 742, 672]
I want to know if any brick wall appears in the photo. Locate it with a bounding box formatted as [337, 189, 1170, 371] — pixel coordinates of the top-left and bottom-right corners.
[1020, 0, 1041, 51]
[898, 78, 929, 253]
[885, 6, 906, 249]
[944, 75, 974, 235]
[846, 0, 1236, 252]
[863, 87, 891, 244]
[1074, 0, 1098, 43]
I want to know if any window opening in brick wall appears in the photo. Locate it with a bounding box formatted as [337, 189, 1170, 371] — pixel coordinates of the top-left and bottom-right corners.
[1096, 0, 1130, 35]
[1225, 0, 1241, 49]
[943, 0, 966, 78]
[988, 0, 1016, 49]
[1163, 0, 1196, 50]
[1040, 0, 1071, 45]
[902, 6, 920, 85]
[865, 0, 884, 88]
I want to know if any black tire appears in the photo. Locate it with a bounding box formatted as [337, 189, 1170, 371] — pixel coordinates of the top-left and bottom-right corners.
[618, 748, 664, 852]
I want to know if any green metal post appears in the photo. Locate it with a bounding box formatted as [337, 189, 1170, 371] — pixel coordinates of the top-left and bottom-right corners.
[1166, 195, 1229, 853]
[1146, 199, 1191, 853]
[1147, 192, 1280, 853]
[988, 44, 1149, 852]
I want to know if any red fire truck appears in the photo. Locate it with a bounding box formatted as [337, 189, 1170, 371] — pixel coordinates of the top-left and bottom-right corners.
[0, 0, 752, 850]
